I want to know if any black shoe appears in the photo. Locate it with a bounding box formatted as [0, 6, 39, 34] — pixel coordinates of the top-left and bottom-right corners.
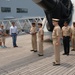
[30, 50, 34, 51]
[16, 46, 18, 47]
[62, 53, 66, 55]
[53, 62, 60, 66]
[34, 50, 37, 52]
[67, 54, 69, 56]
[14, 46, 18, 47]
[38, 54, 43, 56]
[71, 49, 75, 51]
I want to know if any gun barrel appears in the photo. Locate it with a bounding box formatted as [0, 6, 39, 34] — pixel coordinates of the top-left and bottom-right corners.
[32, 0, 57, 10]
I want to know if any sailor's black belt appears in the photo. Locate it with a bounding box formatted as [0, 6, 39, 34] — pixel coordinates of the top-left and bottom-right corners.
[63, 36, 70, 37]
[12, 33, 16, 34]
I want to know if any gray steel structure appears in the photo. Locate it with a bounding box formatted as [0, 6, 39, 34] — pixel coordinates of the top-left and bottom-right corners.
[0, 0, 45, 20]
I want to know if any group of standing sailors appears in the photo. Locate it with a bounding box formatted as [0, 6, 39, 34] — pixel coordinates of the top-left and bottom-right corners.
[52, 18, 75, 66]
[30, 18, 75, 66]
[0, 19, 75, 66]
[30, 21, 44, 56]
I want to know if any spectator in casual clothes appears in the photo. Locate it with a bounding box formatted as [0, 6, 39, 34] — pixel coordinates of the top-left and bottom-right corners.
[0, 25, 2, 48]
[1, 25, 7, 48]
[10, 22, 18, 47]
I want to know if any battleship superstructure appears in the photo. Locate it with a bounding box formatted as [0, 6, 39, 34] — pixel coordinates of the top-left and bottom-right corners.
[0, 0, 45, 20]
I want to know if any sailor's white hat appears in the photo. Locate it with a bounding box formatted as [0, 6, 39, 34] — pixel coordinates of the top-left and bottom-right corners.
[32, 22, 36, 24]
[52, 18, 59, 22]
[32, 20, 36, 24]
[38, 21, 42, 25]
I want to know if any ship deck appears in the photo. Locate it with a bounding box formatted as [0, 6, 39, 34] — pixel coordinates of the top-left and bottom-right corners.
[0, 34, 75, 75]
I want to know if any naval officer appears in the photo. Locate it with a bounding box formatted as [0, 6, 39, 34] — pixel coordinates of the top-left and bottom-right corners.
[71, 22, 75, 51]
[52, 18, 61, 66]
[30, 22, 37, 52]
[38, 22, 44, 56]
[62, 21, 71, 55]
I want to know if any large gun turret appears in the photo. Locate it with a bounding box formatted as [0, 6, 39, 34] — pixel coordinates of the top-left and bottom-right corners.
[32, 0, 73, 31]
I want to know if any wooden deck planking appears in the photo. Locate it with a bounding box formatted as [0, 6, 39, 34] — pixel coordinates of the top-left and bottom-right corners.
[0, 34, 75, 75]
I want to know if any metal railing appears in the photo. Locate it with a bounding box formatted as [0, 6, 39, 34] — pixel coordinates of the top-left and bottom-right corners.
[0, 17, 44, 34]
